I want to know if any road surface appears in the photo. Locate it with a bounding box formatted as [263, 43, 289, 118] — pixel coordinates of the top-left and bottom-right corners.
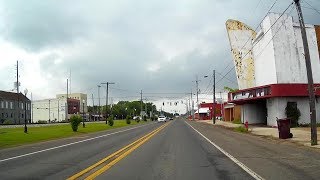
[0, 119, 319, 180]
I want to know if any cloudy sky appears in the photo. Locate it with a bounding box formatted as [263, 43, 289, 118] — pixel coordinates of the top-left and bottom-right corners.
[0, 0, 319, 113]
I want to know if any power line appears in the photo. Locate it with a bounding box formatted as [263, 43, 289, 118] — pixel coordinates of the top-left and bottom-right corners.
[215, 2, 294, 87]
[255, 5, 295, 58]
[302, 0, 320, 16]
[218, 0, 280, 75]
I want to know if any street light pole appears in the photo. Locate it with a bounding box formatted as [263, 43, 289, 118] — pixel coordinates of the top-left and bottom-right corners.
[97, 85, 101, 120]
[82, 99, 86, 128]
[22, 89, 28, 133]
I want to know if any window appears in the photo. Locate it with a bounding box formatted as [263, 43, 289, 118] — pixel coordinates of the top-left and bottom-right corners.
[1, 113, 3, 118]
[21, 113, 24, 118]
[10, 102, 13, 109]
[21, 102, 24, 109]
[5, 101, 8, 109]
[10, 113, 13, 118]
[0, 101, 3, 108]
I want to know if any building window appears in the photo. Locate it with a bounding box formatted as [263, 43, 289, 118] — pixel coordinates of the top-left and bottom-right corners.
[5, 101, 8, 109]
[21, 113, 24, 118]
[10, 102, 13, 109]
[21, 102, 24, 109]
[6, 113, 8, 118]
[0, 101, 3, 108]
[1, 113, 3, 118]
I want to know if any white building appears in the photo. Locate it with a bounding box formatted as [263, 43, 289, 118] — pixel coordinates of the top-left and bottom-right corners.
[226, 13, 320, 126]
[33, 97, 67, 123]
[33, 93, 85, 123]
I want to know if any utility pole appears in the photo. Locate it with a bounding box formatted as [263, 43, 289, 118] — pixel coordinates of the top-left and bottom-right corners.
[213, 70, 216, 124]
[57, 98, 60, 122]
[16, 60, 19, 125]
[191, 90, 194, 121]
[101, 82, 115, 119]
[67, 79, 69, 99]
[92, 93, 95, 121]
[196, 75, 199, 120]
[97, 85, 101, 120]
[48, 99, 51, 123]
[145, 99, 147, 118]
[294, 0, 317, 145]
[140, 90, 143, 117]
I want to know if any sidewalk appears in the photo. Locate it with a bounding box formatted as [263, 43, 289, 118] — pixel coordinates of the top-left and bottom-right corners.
[197, 120, 320, 149]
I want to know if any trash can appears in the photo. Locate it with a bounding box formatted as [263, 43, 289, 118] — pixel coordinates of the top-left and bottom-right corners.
[276, 118, 293, 139]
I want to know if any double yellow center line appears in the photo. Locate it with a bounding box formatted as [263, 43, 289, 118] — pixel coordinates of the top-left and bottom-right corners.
[67, 122, 170, 180]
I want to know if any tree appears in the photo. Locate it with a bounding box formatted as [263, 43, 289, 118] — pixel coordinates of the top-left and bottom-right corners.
[224, 86, 239, 93]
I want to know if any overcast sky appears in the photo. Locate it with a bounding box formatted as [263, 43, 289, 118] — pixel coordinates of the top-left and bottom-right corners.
[0, 0, 319, 113]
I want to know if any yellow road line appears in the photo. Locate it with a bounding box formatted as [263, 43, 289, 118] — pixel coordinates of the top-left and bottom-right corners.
[67, 122, 169, 180]
[85, 122, 169, 179]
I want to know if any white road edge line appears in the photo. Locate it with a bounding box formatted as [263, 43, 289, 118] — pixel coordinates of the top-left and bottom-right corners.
[0, 123, 154, 163]
[185, 121, 265, 180]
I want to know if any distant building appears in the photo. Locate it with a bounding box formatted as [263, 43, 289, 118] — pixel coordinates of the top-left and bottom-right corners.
[33, 97, 80, 123]
[194, 102, 223, 120]
[56, 93, 87, 113]
[0, 90, 31, 124]
[226, 13, 320, 126]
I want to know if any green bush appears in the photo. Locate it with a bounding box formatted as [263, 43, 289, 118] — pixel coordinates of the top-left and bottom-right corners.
[136, 118, 140, 123]
[232, 119, 242, 124]
[70, 115, 82, 132]
[108, 115, 114, 126]
[234, 126, 248, 133]
[143, 116, 147, 121]
[37, 120, 48, 124]
[3, 119, 11, 124]
[126, 115, 131, 124]
[285, 104, 301, 127]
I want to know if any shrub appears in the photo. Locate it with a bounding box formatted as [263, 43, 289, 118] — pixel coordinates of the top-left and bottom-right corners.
[3, 119, 11, 124]
[143, 116, 147, 121]
[285, 103, 301, 127]
[136, 118, 140, 123]
[37, 120, 48, 124]
[232, 119, 242, 124]
[234, 126, 248, 133]
[126, 115, 131, 124]
[108, 115, 114, 126]
[70, 115, 82, 132]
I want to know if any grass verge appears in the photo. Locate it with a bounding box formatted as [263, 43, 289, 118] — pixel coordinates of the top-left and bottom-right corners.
[0, 120, 145, 149]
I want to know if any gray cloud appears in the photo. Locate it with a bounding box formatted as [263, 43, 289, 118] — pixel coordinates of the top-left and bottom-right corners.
[1, 0, 319, 103]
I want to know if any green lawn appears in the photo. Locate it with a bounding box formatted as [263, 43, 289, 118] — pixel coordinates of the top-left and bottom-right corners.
[0, 120, 145, 149]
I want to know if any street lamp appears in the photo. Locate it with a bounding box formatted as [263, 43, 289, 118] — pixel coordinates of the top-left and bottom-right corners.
[82, 99, 86, 128]
[23, 89, 28, 133]
[204, 71, 216, 124]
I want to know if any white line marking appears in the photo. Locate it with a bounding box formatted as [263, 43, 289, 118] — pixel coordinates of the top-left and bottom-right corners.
[185, 121, 264, 180]
[0, 123, 154, 163]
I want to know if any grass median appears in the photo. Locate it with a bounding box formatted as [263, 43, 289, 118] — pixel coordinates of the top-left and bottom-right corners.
[0, 120, 146, 149]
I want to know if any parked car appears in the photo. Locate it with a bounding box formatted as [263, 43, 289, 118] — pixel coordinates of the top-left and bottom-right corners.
[157, 116, 166, 122]
[169, 117, 173, 120]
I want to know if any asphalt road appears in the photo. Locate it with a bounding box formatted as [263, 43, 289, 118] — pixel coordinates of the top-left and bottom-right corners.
[0, 119, 319, 180]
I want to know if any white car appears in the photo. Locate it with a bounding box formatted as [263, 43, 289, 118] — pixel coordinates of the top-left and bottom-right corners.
[157, 116, 166, 122]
